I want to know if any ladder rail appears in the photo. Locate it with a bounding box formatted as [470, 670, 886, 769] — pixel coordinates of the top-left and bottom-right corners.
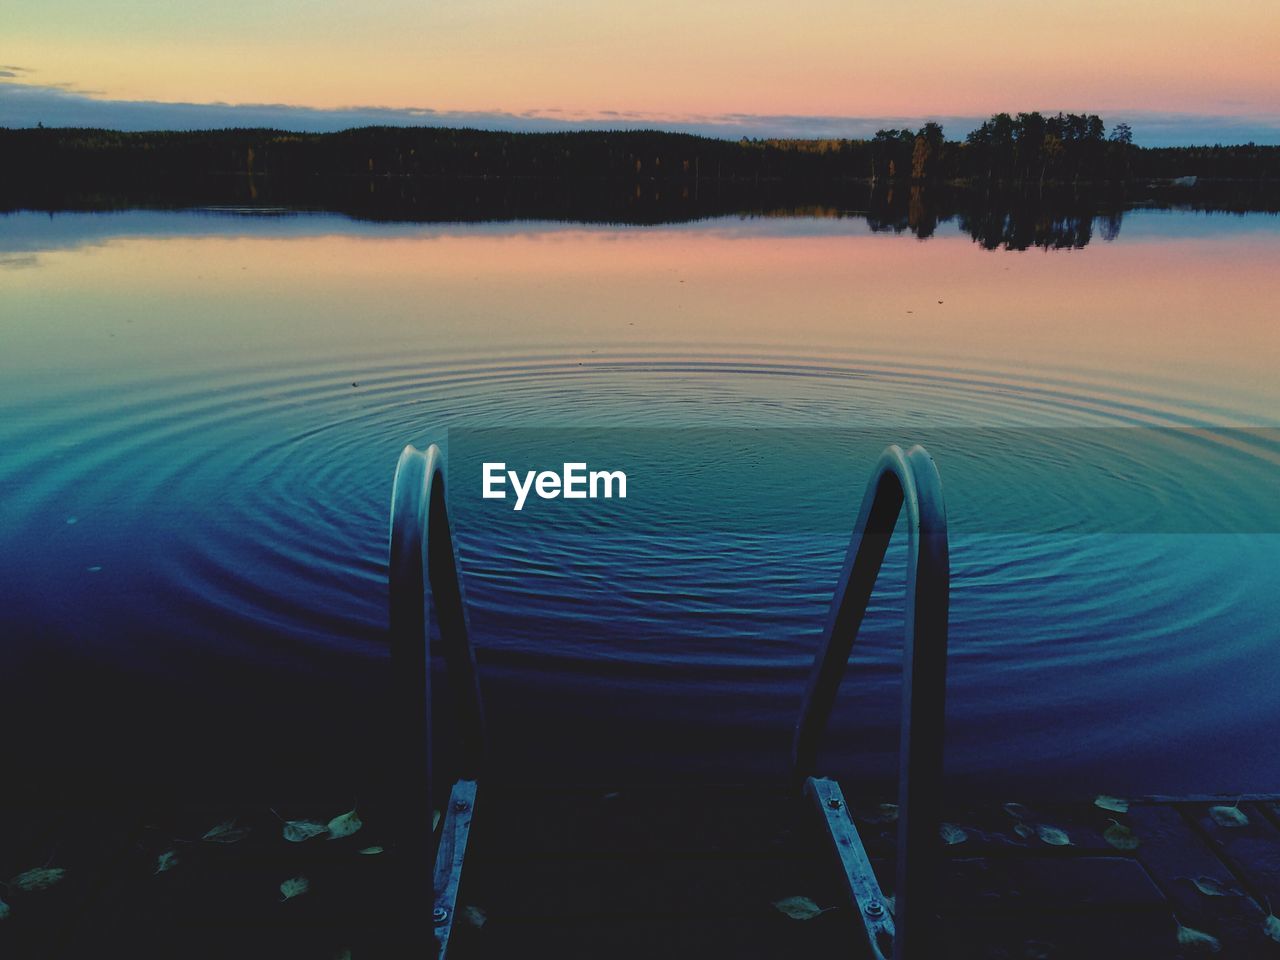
[389, 443, 485, 952]
[792, 443, 949, 960]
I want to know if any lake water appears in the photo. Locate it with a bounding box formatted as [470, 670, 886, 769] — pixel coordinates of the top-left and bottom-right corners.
[2, 207, 1278, 803]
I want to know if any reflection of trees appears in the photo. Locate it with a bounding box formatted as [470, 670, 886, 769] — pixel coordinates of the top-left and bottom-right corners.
[3, 128, 1275, 246]
[1098, 212, 1123, 243]
[957, 192, 1096, 250]
[865, 185, 1132, 250]
[908, 187, 939, 239]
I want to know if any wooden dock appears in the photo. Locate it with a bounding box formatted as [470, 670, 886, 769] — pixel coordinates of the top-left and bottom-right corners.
[5, 787, 1280, 958]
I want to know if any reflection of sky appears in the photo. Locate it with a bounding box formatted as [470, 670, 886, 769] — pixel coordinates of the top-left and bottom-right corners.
[1102, 209, 1280, 241]
[2, 204, 1279, 793]
[3, 207, 1279, 258]
[3, 209, 1278, 423]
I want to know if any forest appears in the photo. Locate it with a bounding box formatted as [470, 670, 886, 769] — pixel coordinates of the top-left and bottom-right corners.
[3, 112, 1278, 192]
[2, 113, 1277, 250]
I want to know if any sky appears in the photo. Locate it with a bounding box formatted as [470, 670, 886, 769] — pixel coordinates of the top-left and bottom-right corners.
[3, 0, 1278, 144]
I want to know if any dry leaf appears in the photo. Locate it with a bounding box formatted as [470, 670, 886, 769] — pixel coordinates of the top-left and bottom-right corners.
[283, 820, 329, 843]
[1021, 943, 1057, 960]
[1263, 914, 1280, 943]
[12, 867, 65, 892]
[357, 846, 384, 855]
[279, 876, 309, 901]
[1003, 802, 1030, 820]
[1094, 795, 1129, 814]
[327, 809, 363, 840]
[1176, 923, 1221, 952]
[202, 820, 251, 844]
[939, 823, 968, 845]
[1192, 876, 1238, 897]
[772, 895, 824, 920]
[1014, 822, 1035, 839]
[1209, 805, 1248, 828]
[860, 803, 898, 824]
[1037, 825, 1071, 846]
[154, 850, 179, 875]
[1104, 822, 1140, 851]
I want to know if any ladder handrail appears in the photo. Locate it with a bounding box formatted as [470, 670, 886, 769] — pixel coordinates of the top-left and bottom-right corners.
[792, 443, 949, 960]
[388, 443, 485, 902]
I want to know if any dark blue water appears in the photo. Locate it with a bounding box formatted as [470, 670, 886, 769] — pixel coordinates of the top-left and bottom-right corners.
[2, 209, 1278, 802]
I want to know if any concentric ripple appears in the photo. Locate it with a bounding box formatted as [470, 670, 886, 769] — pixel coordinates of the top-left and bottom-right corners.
[2, 210, 1279, 796]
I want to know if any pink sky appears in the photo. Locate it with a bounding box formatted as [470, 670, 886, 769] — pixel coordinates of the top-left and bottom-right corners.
[5, 0, 1278, 123]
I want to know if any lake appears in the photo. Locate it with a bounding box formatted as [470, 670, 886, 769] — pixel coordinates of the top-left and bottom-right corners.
[2, 206, 1278, 804]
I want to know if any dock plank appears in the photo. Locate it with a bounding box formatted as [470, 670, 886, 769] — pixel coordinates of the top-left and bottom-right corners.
[4, 791, 1280, 958]
[1126, 802, 1273, 953]
[0, 806, 146, 960]
[1184, 801, 1280, 927]
[53, 804, 411, 960]
[465, 783, 801, 859]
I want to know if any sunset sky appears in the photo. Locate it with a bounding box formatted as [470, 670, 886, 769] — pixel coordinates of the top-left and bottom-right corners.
[4, 0, 1278, 143]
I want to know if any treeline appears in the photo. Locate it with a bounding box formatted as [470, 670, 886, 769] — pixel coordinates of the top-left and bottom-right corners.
[2, 116, 1278, 197]
[0, 126, 857, 188]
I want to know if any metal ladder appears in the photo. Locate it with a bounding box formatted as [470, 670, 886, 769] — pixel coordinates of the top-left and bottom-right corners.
[388, 444, 484, 957]
[793, 444, 950, 960]
[388, 442, 949, 959]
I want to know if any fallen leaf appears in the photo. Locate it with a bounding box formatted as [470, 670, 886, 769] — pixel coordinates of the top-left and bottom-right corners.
[1094, 795, 1129, 814]
[1264, 914, 1280, 943]
[461, 904, 487, 929]
[154, 850, 179, 875]
[1104, 822, 1140, 851]
[772, 895, 824, 920]
[939, 823, 968, 845]
[1021, 943, 1057, 960]
[860, 803, 898, 824]
[1176, 923, 1220, 952]
[279, 876, 309, 901]
[432, 809, 441, 832]
[1037, 825, 1071, 846]
[1209, 805, 1248, 828]
[357, 846, 383, 855]
[12, 867, 65, 892]
[1014, 822, 1035, 839]
[1003, 802, 1030, 820]
[1192, 876, 1239, 897]
[202, 820, 251, 844]
[0, 897, 10, 921]
[327, 809, 363, 840]
[283, 820, 329, 843]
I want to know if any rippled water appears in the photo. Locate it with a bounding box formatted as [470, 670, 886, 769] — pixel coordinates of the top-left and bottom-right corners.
[2, 209, 1278, 801]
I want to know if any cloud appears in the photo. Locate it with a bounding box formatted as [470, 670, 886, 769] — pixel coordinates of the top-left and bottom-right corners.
[0, 253, 40, 269]
[1, 79, 1278, 146]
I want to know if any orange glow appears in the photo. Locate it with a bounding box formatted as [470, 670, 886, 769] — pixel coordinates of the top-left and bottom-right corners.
[9, 220, 1278, 421]
[5, 0, 1278, 120]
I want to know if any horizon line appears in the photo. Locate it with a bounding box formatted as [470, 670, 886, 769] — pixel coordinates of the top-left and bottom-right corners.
[3, 80, 1280, 148]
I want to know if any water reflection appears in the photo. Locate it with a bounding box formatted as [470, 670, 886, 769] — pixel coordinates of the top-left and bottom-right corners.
[6, 179, 1278, 251]
[1, 206, 1278, 802]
